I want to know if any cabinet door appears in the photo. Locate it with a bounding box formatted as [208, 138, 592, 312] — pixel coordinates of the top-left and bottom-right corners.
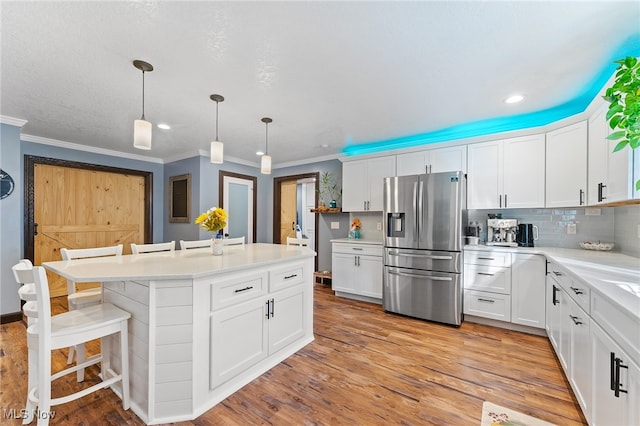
[332, 252, 358, 293]
[588, 106, 609, 205]
[567, 296, 591, 421]
[396, 151, 428, 176]
[558, 284, 571, 371]
[268, 285, 305, 355]
[357, 255, 383, 298]
[367, 156, 396, 211]
[511, 254, 545, 328]
[606, 139, 633, 203]
[591, 321, 639, 426]
[210, 298, 268, 388]
[545, 276, 562, 352]
[342, 160, 367, 212]
[467, 140, 502, 209]
[503, 134, 545, 208]
[429, 145, 467, 174]
[546, 121, 587, 207]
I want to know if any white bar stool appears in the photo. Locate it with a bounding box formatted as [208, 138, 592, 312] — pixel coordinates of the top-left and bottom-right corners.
[13, 260, 131, 426]
[130, 241, 175, 254]
[60, 244, 123, 372]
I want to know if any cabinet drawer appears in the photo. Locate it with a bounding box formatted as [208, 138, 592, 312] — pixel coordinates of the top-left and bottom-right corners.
[333, 243, 383, 257]
[548, 261, 590, 313]
[464, 251, 511, 267]
[464, 289, 511, 322]
[464, 264, 511, 294]
[210, 271, 268, 311]
[270, 262, 305, 293]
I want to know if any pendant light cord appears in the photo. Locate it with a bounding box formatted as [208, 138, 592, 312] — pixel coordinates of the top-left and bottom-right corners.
[215, 100, 219, 141]
[141, 70, 146, 120]
[265, 121, 269, 154]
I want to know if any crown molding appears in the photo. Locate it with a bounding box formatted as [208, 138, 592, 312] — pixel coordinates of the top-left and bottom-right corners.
[196, 149, 260, 168]
[272, 153, 342, 170]
[0, 115, 28, 127]
[21, 134, 164, 164]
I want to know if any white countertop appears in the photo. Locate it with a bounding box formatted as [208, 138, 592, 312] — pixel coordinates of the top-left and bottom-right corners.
[330, 238, 383, 245]
[43, 243, 315, 282]
[464, 244, 640, 320]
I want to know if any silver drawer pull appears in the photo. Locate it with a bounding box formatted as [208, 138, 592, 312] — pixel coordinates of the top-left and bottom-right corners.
[352, 247, 364, 251]
[234, 286, 254, 293]
[477, 257, 495, 261]
[388, 270, 452, 281]
[478, 298, 495, 303]
[388, 251, 452, 260]
[284, 274, 298, 280]
[570, 286, 584, 295]
[477, 272, 495, 276]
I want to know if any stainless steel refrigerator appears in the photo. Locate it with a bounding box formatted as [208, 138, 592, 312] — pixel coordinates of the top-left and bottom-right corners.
[383, 171, 467, 326]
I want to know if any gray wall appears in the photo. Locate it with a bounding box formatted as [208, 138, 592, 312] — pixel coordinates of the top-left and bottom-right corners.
[272, 159, 343, 272]
[1, 123, 23, 315]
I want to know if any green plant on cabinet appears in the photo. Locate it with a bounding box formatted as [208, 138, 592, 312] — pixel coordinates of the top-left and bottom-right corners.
[317, 171, 342, 208]
[603, 56, 640, 190]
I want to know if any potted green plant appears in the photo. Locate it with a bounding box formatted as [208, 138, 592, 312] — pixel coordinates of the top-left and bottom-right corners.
[603, 56, 640, 190]
[317, 171, 341, 211]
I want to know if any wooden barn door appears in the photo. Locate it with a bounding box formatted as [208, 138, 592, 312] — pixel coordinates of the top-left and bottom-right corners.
[26, 157, 152, 298]
[279, 180, 297, 244]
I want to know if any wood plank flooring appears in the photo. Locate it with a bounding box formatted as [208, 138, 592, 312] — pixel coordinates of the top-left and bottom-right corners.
[0, 285, 587, 425]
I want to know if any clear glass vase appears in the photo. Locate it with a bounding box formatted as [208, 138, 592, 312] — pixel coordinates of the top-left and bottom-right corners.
[212, 236, 223, 255]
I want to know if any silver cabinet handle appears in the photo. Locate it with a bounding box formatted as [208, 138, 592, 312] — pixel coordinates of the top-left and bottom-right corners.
[478, 298, 495, 303]
[388, 270, 452, 281]
[477, 272, 494, 276]
[352, 247, 363, 251]
[477, 257, 495, 261]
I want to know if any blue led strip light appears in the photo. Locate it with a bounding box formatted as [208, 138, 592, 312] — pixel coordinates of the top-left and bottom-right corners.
[343, 33, 640, 157]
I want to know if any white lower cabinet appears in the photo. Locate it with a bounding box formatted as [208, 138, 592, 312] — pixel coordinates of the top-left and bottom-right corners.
[511, 254, 546, 328]
[567, 294, 592, 421]
[591, 321, 640, 426]
[545, 275, 562, 356]
[209, 264, 308, 389]
[332, 243, 383, 300]
[464, 250, 545, 330]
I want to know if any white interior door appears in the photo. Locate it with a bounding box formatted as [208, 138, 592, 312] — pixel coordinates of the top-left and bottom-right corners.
[223, 176, 254, 242]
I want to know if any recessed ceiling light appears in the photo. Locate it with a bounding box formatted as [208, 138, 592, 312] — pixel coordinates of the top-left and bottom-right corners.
[157, 123, 171, 130]
[505, 95, 524, 104]
[256, 150, 265, 156]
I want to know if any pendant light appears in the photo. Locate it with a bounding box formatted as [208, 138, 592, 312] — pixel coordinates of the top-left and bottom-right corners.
[133, 60, 154, 150]
[210, 94, 224, 164]
[260, 117, 272, 174]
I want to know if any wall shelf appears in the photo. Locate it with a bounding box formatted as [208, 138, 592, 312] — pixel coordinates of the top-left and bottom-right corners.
[310, 208, 344, 214]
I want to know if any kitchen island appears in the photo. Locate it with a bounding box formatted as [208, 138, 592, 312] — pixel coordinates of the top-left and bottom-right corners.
[43, 243, 315, 425]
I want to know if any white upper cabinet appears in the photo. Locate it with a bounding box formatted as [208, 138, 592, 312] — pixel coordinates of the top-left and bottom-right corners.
[467, 134, 545, 209]
[546, 121, 588, 207]
[396, 145, 467, 176]
[588, 104, 634, 205]
[342, 156, 396, 212]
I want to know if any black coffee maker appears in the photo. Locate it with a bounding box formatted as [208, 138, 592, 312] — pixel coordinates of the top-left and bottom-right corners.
[517, 223, 537, 247]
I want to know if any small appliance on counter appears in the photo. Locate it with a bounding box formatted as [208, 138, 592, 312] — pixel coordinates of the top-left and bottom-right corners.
[465, 221, 481, 245]
[517, 223, 539, 247]
[486, 218, 518, 247]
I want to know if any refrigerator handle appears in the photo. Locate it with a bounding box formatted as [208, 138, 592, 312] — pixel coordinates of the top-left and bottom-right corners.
[413, 181, 419, 242]
[417, 179, 424, 240]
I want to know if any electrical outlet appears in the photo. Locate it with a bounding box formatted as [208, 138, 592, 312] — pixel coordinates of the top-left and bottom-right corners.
[331, 221, 340, 230]
[585, 208, 601, 216]
[567, 223, 577, 234]
[376, 222, 382, 231]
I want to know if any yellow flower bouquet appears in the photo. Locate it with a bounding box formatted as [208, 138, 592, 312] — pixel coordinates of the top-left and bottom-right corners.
[195, 207, 228, 234]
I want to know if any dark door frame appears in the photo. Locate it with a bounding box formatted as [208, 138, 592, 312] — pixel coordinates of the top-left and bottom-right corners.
[24, 155, 153, 262]
[218, 170, 258, 243]
[273, 172, 319, 271]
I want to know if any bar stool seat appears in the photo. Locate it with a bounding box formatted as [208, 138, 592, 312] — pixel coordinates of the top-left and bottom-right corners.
[13, 261, 131, 426]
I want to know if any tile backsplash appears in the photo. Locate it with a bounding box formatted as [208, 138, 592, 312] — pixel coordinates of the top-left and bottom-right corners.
[348, 212, 384, 242]
[469, 206, 640, 258]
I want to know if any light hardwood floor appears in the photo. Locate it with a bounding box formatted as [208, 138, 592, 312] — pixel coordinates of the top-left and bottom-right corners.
[0, 285, 586, 425]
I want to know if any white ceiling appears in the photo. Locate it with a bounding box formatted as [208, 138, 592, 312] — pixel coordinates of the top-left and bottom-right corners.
[1, 1, 639, 167]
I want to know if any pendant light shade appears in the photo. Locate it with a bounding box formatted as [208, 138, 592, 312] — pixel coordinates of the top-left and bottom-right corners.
[210, 94, 224, 164]
[260, 117, 273, 175]
[133, 60, 153, 150]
